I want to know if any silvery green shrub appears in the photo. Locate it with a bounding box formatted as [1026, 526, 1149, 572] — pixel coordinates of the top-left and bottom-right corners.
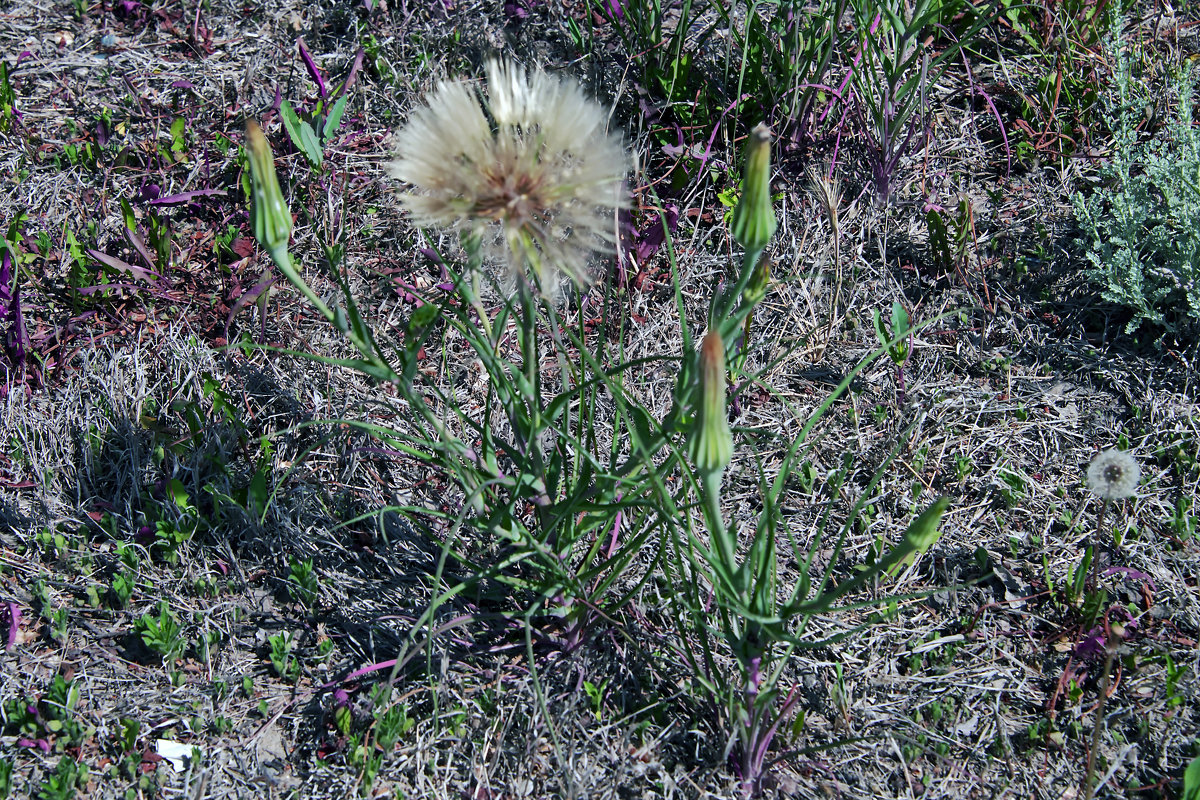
[1072, 25, 1199, 336]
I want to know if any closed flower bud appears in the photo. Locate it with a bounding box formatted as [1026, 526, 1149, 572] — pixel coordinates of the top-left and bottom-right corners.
[689, 331, 733, 478]
[743, 254, 772, 305]
[729, 124, 777, 254]
[245, 121, 293, 266]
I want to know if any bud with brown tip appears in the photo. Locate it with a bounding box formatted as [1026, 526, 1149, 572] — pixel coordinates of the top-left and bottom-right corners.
[689, 331, 733, 480]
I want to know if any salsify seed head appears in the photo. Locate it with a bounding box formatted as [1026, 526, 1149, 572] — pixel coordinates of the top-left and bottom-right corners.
[1086, 448, 1140, 501]
[388, 59, 629, 293]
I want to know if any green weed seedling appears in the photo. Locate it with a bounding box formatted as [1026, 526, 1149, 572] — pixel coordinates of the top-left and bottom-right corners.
[954, 453, 973, 481]
[582, 679, 608, 722]
[1171, 497, 1197, 541]
[47, 607, 69, 644]
[287, 556, 319, 608]
[871, 404, 889, 425]
[267, 632, 299, 682]
[165, 117, 189, 163]
[34, 756, 86, 800]
[118, 717, 140, 754]
[196, 630, 222, 663]
[1044, 547, 1095, 614]
[371, 693, 415, 753]
[1163, 653, 1186, 709]
[999, 468, 1027, 506]
[1, 675, 89, 755]
[926, 198, 979, 287]
[150, 479, 198, 564]
[109, 570, 135, 609]
[0, 757, 11, 799]
[278, 42, 356, 172]
[873, 301, 912, 405]
[0, 60, 16, 133]
[591, 0, 715, 136]
[794, 460, 818, 494]
[134, 601, 186, 664]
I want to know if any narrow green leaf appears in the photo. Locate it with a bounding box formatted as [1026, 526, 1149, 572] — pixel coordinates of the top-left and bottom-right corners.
[322, 94, 349, 144]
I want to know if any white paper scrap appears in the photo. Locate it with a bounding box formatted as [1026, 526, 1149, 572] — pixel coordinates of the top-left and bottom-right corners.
[155, 739, 200, 773]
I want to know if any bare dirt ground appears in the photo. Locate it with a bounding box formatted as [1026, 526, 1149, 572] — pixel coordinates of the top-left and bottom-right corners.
[0, 0, 1198, 797]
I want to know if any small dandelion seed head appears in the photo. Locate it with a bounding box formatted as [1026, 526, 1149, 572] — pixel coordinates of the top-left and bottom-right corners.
[388, 59, 629, 294]
[1086, 448, 1140, 501]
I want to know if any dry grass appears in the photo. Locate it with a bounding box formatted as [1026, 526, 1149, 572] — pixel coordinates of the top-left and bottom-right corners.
[0, 0, 1198, 798]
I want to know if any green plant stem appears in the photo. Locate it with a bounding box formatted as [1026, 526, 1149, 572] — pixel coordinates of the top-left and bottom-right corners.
[468, 271, 495, 345]
[517, 279, 542, 438]
[268, 247, 395, 381]
[701, 470, 735, 575]
[725, 247, 764, 375]
[1091, 499, 1108, 592]
[719, 247, 764, 328]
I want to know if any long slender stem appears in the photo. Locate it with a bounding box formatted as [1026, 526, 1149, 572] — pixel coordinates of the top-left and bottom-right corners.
[518, 279, 541, 435]
[702, 470, 737, 577]
[1083, 615, 1115, 800]
[1091, 500, 1108, 592]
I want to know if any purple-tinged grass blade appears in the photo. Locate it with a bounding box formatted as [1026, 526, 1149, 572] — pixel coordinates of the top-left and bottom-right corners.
[124, 225, 158, 271]
[85, 248, 162, 283]
[148, 188, 227, 206]
[297, 38, 327, 99]
[223, 272, 275, 342]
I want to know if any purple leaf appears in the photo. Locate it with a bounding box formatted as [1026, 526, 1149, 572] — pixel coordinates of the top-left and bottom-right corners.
[121, 230, 157, 276]
[0, 246, 27, 368]
[503, 0, 533, 19]
[1074, 627, 1106, 658]
[223, 273, 276, 342]
[635, 203, 679, 263]
[3, 602, 19, 649]
[1104, 566, 1156, 592]
[147, 188, 227, 206]
[86, 248, 162, 283]
[297, 38, 328, 99]
[342, 48, 365, 96]
[170, 79, 195, 90]
[0, 244, 11, 301]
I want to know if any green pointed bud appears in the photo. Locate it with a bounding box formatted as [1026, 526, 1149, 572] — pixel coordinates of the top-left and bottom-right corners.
[245, 121, 293, 268]
[743, 254, 772, 306]
[729, 123, 777, 254]
[689, 331, 733, 478]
